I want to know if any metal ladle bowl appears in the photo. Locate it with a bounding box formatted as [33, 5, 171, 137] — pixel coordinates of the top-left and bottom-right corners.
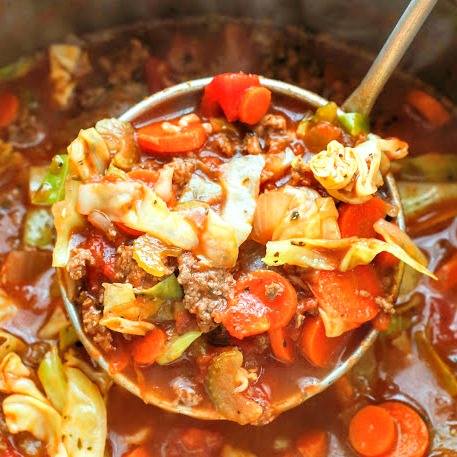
[59, 0, 435, 422]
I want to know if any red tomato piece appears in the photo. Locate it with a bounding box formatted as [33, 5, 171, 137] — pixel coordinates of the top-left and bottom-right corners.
[84, 232, 117, 280]
[221, 270, 297, 339]
[131, 327, 167, 366]
[0, 90, 19, 127]
[136, 118, 207, 154]
[201, 72, 261, 121]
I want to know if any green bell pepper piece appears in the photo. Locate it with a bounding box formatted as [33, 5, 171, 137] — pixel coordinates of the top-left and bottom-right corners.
[135, 274, 183, 300]
[338, 112, 369, 136]
[156, 331, 202, 365]
[32, 154, 69, 205]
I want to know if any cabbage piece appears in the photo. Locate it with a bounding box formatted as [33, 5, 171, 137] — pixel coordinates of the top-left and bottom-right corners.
[23, 208, 54, 249]
[95, 118, 139, 170]
[220, 155, 265, 245]
[263, 237, 435, 278]
[38, 347, 67, 413]
[272, 196, 340, 241]
[135, 274, 183, 300]
[0, 331, 25, 362]
[310, 139, 384, 204]
[133, 235, 181, 277]
[199, 209, 239, 268]
[3, 394, 67, 457]
[49, 44, 90, 107]
[63, 349, 112, 396]
[38, 306, 69, 340]
[368, 134, 408, 161]
[52, 179, 85, 268]
[61, 367, 107, 457]
[77, 181, 198, 250]
[180, 173, 223, 204]
[68, 128, 111, 181]
[0, 353, 46, 400]
[100, 283, 157, 336]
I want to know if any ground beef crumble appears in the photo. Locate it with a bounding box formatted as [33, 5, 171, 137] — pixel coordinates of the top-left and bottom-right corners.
[177, 252, 235, 333]
[67, 248, 95, 280]
[80, 292, 114, 352]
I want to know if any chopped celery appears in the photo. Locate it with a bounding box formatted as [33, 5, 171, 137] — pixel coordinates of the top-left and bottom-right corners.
[32, 154, 69, 205]
[314, 102, 338, 123]
[415, 331, 457, 397]
[59, 325, 79, 351]
[337, 112, 369, 136]
[135, 274, 183, 300]
[38, 346, 68, 412]
[23, 208, 54, 249]
[392, 153, 457, 182]
[156, 330, 202, 365]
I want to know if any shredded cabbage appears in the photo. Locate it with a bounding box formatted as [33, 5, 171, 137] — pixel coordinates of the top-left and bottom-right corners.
[68, 127, 111, 181]
[310, 139, 384, 204]
[263, 237, 435, 278]
[77, 181, 198, 250]
[100, 283, 157, 336]
[0, 288, 17, 323]
[95, 118, 139, 170]
[0, 331, 25, 362]
[220, 155, 265, 245]
[38, 306, 69, 340]
[61, 367, 107, 457]
[52, 179, 85, 268]
[38, 347, 67, 413]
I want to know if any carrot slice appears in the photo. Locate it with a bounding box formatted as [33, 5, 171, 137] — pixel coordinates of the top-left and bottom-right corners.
[304, 121, 342, 152]
[296, 429, 328, 457]
[269, 327, 295, 364]
[380, 401, 429, 457]
[299, 316, 346, 368]
[434, 251, 457, 292]
[406, 89, 450, 127]
[339, 197, 389, 238]
[239, 86, 272, 125]
[123, 446, 150, 457]
[131, 327, 167, 366]
[221, 270, 297, 339]
[349, 405, 397, 456]
[308, 265, 382, 336]
[0, 90, 19, 128]
[136, 119, 207, 154]
[128, 169, 158, 186]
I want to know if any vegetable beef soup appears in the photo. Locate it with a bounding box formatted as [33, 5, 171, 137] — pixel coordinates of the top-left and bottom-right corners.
[0, 17, 456, 457]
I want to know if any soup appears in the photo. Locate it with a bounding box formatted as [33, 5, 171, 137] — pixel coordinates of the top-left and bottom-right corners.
[0, 18, 456, 457]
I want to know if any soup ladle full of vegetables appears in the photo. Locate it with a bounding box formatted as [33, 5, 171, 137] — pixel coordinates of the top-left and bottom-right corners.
[53, 0, 436, 424]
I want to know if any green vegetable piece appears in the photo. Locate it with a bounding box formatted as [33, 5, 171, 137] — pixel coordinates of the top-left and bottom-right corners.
[38, 346, 68, 412]
[32, 154, 69, 205]
[156, 330, 202, 365]
[135, 274, 183, 300]
[59, 325, 79, 351]
[314, 102, 338, 123]
[23, 208, 54, 249]
[0, 57, 34, 82]
[338, 112, 369, 136]
[205, 348, 263, 425]
[415, 330, 457, 397]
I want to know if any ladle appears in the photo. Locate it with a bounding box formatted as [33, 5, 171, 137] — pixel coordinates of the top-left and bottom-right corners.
[60, 0, 436, 422]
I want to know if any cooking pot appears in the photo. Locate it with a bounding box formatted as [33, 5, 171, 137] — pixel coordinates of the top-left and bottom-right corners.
[1, 0, 457, 103]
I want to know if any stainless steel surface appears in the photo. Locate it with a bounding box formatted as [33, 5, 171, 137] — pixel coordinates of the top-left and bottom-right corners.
[61, 77, 405, 423]
[343, 0, 437, 115]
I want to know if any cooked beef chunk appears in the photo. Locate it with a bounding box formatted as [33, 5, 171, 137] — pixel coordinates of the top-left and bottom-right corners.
[114, 244, 158, 288]
[170, 157, 197, 188]
[80, 292, 114, 352]
[177, 253, 235, 333]
[67, 248, 95, 280]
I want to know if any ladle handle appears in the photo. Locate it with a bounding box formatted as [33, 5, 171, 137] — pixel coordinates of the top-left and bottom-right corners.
[342, 0, 437, 116]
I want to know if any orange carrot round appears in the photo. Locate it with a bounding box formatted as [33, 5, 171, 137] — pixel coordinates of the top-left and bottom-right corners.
[239, 86, 272, 125]
[131, 327, 167, 366]
[0, 90, 19, 128]
[380, 401, 429, 457]
[406, 89, 450, 127]
[304, 121, 342, 152]
[296, 429, 328, 457]
[349, 405, 397, 456]
[299, 316, 345, 368]
[269, 327, 295, 364]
